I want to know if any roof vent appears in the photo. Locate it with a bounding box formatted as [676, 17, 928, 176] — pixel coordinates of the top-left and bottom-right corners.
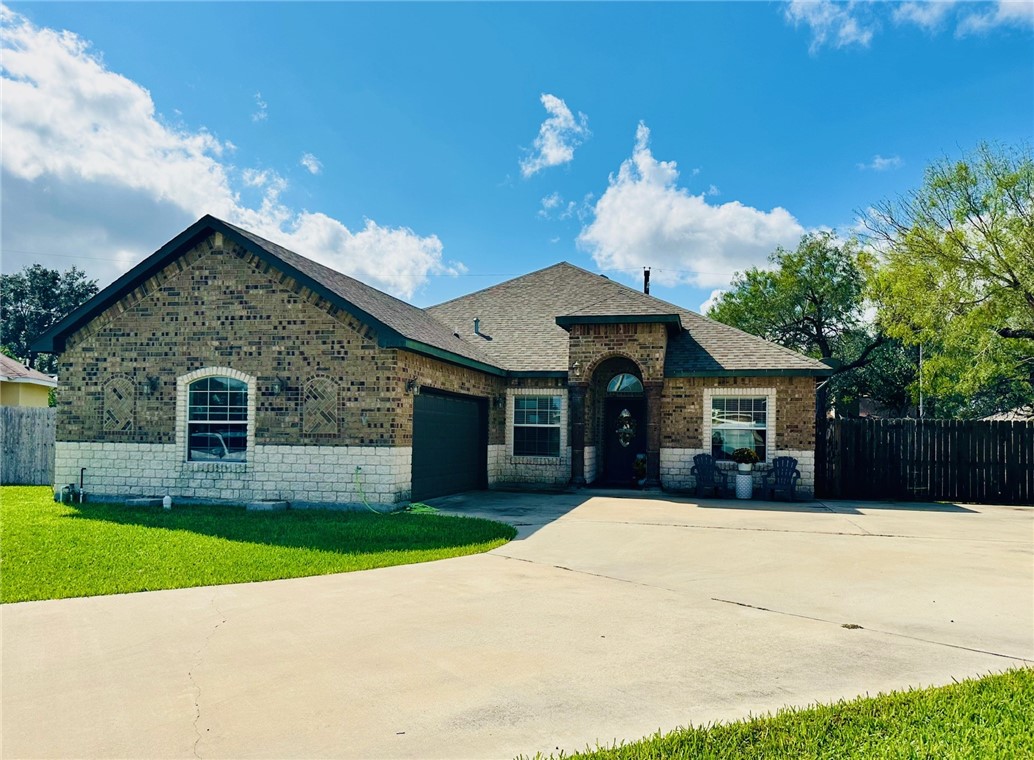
[474, 317, 481, 335]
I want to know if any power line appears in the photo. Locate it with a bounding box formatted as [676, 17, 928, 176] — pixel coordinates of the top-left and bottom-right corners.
[2, 248, 738, 278]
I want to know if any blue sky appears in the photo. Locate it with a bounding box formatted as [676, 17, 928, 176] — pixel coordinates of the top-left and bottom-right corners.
[2, 2, 1032, 313]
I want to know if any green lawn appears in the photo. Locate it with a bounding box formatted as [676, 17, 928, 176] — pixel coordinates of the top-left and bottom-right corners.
[0, 486, 515, 603]
[538, 668, 1034, 759]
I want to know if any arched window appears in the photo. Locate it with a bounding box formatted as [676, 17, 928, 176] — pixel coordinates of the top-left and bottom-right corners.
[187, 376, 248, 462]
[607, 373, 643, 394]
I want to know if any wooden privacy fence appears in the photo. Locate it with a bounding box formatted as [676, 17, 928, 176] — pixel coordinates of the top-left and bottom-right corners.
[1, 407, 56, 486]
[819, 418, 1034, 505]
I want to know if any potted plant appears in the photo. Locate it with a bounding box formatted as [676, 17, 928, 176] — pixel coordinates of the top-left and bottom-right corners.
[632, 453, 648, 488]
[731, 447, 759, 473]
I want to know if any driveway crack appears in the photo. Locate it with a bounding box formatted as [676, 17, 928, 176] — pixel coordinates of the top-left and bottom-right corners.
[710, 597, 1033, 663]
[188, 597, 228, 759]
[495, 553, 680, 594]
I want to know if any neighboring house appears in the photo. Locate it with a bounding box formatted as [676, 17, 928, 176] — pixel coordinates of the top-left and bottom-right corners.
[0, 354, 56, 407]
[982, 406, 1034, 422]
[34, 215, 830, 505]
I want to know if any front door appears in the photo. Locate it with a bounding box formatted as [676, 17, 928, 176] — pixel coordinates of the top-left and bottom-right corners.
[603, 397, 646, 485]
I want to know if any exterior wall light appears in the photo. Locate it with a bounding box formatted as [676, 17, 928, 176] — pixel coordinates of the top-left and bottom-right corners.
[406, 379, 420, 395]
[271, 376, 287, 396]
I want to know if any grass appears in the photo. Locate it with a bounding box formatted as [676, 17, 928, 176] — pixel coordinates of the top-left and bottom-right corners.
[534, 668, 1034, 759]
[0, 486, 515, 603]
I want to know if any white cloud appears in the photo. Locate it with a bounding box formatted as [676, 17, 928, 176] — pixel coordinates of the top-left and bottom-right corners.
[300, 152, 322, 175]
[0, 7, 457, 299]
[857, 154, 903, 171]
[578, 122, 805, 290]
[784, 0, 876, 52]
[789, 0, 1033, 49]
[700, 289, 725, 315]
[957, 1, 1034, 35]
[252, 91, 268, 123]
[537, 191, 582, 220]
[706, 184, 721, 196]
[893, 1, 956, 30]
[519, 93, 590, 178]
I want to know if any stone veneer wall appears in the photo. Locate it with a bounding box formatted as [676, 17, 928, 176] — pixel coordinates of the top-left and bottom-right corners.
[659, 376, 818, 496]
[56, 442, 412, 506]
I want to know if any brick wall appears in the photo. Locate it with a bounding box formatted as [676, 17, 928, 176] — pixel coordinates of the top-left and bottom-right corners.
[58, 234, 409, 448]
[567, 323, 668, 384]
[661, 376, 816, 450]
[659, 376, 818, 496]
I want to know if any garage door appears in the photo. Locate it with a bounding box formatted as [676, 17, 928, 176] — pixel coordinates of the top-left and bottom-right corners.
[412, 390, 487, 501]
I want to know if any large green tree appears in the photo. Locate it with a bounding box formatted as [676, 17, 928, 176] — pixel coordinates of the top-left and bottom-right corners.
[707, 232, 892, 411]
[866, 142, 1034, 416]
[0, 264, 99, 374]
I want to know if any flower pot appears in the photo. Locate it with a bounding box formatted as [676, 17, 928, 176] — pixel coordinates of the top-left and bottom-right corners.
[737, 463, 753, 473]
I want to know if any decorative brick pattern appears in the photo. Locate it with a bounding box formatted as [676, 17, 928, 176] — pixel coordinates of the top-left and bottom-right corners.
[303, 376, 340, 435]
[102, 376, 135, 433]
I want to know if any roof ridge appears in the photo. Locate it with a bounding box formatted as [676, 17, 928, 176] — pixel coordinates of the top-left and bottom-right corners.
[427, 261, 603, 310]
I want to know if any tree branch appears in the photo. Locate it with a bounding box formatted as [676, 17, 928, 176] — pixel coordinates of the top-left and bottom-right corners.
[997, 328, 1034, 340]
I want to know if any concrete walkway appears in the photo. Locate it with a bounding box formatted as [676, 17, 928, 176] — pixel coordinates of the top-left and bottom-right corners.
[3, 492, 1032, 758]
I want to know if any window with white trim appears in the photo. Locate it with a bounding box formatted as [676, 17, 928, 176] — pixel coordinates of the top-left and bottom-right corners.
[711, 396, 767, 461]
[187, 376, 248, 462]
[513, 396, 562, 457]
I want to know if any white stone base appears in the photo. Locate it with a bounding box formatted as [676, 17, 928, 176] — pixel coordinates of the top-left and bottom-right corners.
[583, 445, 598, 484]
[55, 442, 412, 506]
[660, 447, 815, 497]
[490, 446, 572, 488]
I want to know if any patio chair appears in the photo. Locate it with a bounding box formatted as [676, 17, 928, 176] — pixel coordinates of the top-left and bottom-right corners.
[763, 456, 801, 501]
[691, 453, 727, 498]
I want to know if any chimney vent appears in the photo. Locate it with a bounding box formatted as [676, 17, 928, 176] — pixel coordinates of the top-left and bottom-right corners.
[474, 317, 481, 335]
[643, 267, 651, 295]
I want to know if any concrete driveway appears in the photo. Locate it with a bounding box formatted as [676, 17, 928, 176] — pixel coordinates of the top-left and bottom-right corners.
[3, 492, 1032, 759]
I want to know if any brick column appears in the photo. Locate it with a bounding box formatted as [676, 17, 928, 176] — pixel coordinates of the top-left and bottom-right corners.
[569, 382, 587, 487]
[645, 381, 663, 487]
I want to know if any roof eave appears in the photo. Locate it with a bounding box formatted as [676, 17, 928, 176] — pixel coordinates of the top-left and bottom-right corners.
[0, 376, 58, 387]
[391, 339, 506, 376]
[665, 367, 833, 378]
[555, 314, 683, 331]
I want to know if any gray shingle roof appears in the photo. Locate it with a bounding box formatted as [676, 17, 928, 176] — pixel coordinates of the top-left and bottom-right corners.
[428, 262, 829, 375]
[34, 217, 828, 378]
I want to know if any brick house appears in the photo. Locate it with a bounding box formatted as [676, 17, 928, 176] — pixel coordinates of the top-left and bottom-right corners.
[35, 215, 830, 505]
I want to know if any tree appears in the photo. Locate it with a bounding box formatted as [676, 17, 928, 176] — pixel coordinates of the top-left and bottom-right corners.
[0, 265, 99, 374]
[866, 142, 1034, 416]
[707, 232, 889, 411]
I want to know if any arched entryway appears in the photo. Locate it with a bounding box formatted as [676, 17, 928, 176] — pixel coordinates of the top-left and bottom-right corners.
[591, 357, 647, 486]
